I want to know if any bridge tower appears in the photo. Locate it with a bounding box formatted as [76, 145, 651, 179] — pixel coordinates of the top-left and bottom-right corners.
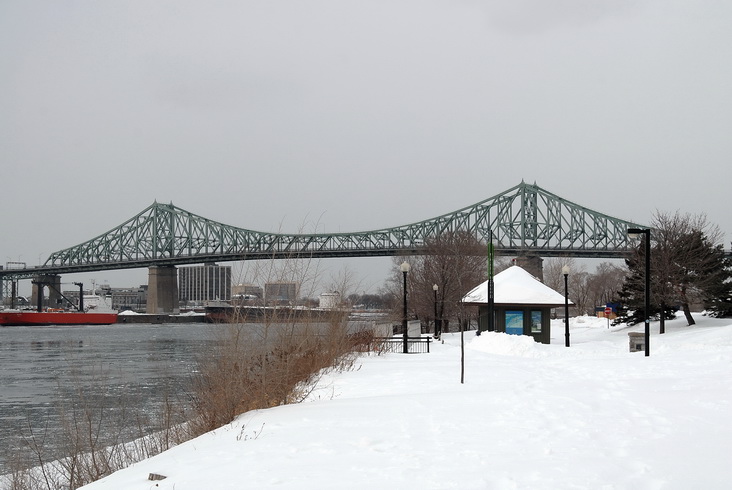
[514, 254, 544, 281]
[146, 266, 179, 314]
[31, 275, 62, 310]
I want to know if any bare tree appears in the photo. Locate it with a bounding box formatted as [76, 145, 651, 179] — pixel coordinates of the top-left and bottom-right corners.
[586, 262, 626, 310]
[543, 258, 592, 314]
[325, 265, 364, 307]
[384, 231, 487, 333]
[651, 211, 727, 325]
[544, 259, 626, 316]
[543, 257, 579, 293]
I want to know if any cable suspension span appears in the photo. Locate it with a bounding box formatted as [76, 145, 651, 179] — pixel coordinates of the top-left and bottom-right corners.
[1, 181, 646, 279]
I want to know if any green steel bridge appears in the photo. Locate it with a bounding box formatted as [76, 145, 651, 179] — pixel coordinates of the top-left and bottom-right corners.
[1, 181, 645, 282]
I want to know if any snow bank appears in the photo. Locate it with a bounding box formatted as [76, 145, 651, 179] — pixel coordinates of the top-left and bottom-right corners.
[80, 314, 732, 489]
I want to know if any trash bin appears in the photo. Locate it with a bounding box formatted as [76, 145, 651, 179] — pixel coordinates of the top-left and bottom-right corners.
[628, 332, 645, 352]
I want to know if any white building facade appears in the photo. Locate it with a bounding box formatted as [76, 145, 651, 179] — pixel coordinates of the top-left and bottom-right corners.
[179, 264, 232, 304]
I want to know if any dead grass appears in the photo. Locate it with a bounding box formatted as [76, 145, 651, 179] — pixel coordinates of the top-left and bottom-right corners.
[2, 369, 189, 490]
[188, 313, 362, 436]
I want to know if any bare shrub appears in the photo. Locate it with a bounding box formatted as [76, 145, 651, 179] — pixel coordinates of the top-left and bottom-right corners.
[188, 243, 369, 436]
[188, 308, 361, 437]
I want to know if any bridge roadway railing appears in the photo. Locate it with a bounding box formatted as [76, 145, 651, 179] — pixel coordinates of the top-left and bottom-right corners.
[0, 245, 638, 282]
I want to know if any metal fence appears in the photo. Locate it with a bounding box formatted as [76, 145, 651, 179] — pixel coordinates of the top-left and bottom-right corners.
[360, 336, 432, 354]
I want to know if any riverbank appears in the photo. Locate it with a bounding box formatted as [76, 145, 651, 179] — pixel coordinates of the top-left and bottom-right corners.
[0, 317, 383, 480]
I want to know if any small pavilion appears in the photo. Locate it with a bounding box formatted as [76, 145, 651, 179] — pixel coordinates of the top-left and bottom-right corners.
[461, 265, 572, 344]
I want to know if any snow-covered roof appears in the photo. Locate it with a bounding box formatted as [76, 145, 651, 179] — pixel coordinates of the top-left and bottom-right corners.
[462, 265, 572, 307]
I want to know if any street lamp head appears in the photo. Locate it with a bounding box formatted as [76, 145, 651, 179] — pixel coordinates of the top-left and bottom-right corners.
[433, 283, 438, 291]
[562, 265, 570, 275]
[400, 261, 411, 273]
[628, 228, 649, 239]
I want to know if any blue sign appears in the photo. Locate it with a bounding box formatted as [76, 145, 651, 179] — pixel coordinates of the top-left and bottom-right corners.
[506, 310, 524, 335]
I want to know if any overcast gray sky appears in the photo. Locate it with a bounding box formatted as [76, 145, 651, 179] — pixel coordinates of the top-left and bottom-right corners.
[2, 0, 731, 295]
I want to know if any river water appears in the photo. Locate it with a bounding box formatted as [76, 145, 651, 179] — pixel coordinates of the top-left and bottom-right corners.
[0, 319, 379, 474]
[0, 323, 218, 473]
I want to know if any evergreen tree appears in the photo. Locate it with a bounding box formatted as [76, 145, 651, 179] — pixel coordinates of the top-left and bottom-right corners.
[700, 243, 732, 317]
[615, 265, 644, 325]
[615, 249, 665, 326]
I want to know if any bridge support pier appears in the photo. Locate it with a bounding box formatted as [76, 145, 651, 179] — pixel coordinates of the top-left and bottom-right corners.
[514, 254, 544, 282]
[31, 275, 62, 310]
[147, 266, 179, 314]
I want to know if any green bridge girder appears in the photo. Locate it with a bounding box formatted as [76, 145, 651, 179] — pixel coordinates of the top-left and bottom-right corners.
[0, 181, 646, 280]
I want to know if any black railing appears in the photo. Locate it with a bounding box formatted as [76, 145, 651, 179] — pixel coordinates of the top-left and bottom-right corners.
[359, 336, 431, 354]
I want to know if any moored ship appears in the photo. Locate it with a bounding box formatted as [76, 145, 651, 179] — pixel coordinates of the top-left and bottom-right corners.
[0, 289, 118, 326]
[0, 309, 118, 326]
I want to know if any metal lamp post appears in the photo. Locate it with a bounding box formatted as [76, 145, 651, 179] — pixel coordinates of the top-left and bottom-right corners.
[563, 265, 570, 347]
[481, 229, 495, 336]
[628, 228, 651, 357]
[433, 284, 439, 339]
[401, 261, 410, 353]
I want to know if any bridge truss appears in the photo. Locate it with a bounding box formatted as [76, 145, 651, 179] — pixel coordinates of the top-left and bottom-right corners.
[1, 181, 645, 279]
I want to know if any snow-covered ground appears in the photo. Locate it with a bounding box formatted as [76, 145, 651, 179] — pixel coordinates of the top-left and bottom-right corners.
[82, 314, 732, 489]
